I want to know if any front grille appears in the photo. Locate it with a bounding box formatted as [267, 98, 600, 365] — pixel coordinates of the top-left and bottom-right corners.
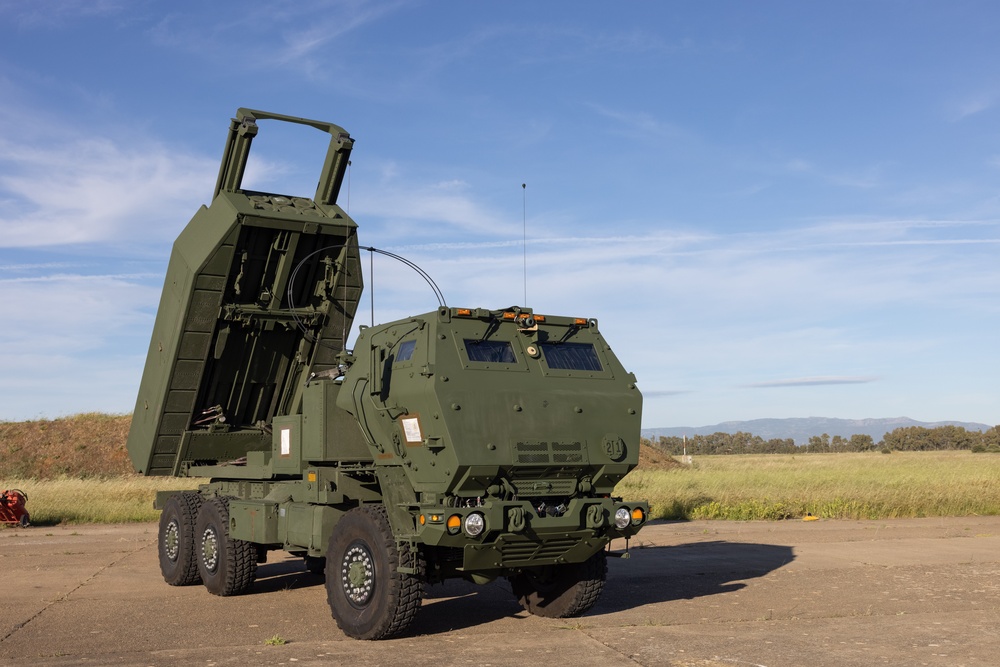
[497, 536, 578, 566]
[514, 440, 584, 465]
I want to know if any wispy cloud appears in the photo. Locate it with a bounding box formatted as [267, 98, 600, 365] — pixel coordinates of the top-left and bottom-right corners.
[588, 103, 690, 143]
[0, 0, 126, 28]
[746, 376, 879, 388]
[948, 90, 997, 121]
[0, 130, 214, 248]
[0, 270, 160, 419]
[149, 0, 407, 78]
[354, 175, 510, 236]
[642, 389, 694, 398]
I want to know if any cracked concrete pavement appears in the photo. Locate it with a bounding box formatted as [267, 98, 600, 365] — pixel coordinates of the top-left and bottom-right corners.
[2, 517, 999, 666]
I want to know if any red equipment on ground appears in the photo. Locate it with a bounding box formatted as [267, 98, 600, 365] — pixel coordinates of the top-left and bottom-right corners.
[0, 489, 29, 527]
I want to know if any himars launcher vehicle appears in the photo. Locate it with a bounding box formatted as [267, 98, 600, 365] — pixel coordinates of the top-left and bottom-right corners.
[127, 108, 648, 640]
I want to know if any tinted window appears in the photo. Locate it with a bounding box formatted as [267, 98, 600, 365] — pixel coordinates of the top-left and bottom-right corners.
[541, 343, 602, 371]
[396, 339, 416, 362]
[465, 339, 516, 363]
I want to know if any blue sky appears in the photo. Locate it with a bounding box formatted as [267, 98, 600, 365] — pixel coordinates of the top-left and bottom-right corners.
[1, 1, 998, 429]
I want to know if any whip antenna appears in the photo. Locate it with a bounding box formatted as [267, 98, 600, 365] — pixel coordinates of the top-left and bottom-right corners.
[522, 183, 527, 307]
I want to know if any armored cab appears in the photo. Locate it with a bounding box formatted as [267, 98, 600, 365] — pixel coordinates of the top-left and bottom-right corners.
[127, 109, 648, 641]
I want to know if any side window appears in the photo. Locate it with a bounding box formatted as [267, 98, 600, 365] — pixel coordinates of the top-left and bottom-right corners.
[396, 339, 416, 363]
[540, 342, 603, 371]
[464, 339, 516, 363]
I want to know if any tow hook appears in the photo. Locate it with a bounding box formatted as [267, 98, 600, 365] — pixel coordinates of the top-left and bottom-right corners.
[606, 536, 631, 559]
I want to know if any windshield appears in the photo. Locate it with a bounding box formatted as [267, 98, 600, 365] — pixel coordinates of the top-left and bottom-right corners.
[464, 339, 516, 363]
[540, 342, 602, 371]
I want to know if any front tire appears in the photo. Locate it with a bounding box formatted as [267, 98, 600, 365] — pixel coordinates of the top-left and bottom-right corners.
[158, 492, 203, 586]
[510, 550, 607, 618]
[325, 505, 425, 640]
[195, 497, 257, 596]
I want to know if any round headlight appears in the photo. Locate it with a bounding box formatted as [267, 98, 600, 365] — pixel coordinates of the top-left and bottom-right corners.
[464, 512, 485, 537]
[614, 507, 631, 529]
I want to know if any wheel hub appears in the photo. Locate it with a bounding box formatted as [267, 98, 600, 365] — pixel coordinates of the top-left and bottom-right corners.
[201, 526, 220, 573]
[164, 519, 180, 561]
[341, 543, 375, 607]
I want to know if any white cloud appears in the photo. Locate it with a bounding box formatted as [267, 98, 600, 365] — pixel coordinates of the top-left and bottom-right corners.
[353, 180, 510, 236]
[0, 271, 160, 419]
[0, 133, 215, 248]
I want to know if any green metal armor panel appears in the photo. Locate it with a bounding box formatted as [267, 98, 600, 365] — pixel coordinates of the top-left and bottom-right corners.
[127, 109, 364, 476]
[336, 307, 643, 499]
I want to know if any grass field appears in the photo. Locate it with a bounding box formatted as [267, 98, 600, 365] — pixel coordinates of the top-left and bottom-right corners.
[617, 450, 1000, 520]
[0, 476, 198, 525]
[4, 414, 1000, 525]
[3, 450, 999, 526]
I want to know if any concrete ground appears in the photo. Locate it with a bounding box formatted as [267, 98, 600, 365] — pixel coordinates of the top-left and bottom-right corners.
[2, 516, 999, 666]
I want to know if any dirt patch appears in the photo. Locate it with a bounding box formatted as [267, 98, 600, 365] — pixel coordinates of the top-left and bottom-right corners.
[638, 444, 684, 470]
[0, 414, 133, 478]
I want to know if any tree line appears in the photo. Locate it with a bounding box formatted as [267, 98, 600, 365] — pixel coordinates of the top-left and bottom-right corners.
[643, 424, 1000, 455]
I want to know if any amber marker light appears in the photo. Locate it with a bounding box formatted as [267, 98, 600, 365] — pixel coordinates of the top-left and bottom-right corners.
[447, 514, 462, 534]
[573, 318, 588, 325]
[419, 514, 426, 526]
[631, 508, 645, 524]
[502, 311, 517, 320]
[456, 308, 472, 316]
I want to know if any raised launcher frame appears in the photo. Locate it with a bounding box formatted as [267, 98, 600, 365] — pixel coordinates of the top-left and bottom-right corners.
[127, 109, 364, 477]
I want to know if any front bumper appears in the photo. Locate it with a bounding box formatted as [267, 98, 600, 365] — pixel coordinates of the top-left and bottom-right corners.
[414, 496, 648, 571]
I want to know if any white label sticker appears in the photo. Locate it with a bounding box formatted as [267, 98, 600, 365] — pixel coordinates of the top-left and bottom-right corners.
[401, 417, 422, 443]
[280, 427, 291, 456]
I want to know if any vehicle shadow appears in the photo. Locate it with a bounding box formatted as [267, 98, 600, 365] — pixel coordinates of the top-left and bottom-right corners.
[408, 538, 795, 635]
[253, 556, 325, 593]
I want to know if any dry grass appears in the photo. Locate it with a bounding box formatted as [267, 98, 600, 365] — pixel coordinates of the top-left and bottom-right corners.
[0, 413, 134, 478]
[4, 415, 1000, 525]
[1, 476, 198, 525]
[617, 450, 1000, 520]
[0, 413, 196, 525]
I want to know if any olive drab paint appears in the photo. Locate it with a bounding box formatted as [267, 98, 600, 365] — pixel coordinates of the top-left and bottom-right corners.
[127, 109, 649, 640]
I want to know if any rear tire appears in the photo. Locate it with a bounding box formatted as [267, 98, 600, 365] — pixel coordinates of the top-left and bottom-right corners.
[158, 492, 202, 586]
[325, 505, 425, 640]
[195, 497, 257, 596]
[510, 550, 607, 618]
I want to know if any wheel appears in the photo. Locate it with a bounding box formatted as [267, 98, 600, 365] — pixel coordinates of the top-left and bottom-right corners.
[325, 504, 425, 640]
[18, 513, 29, 528]
[304, 555, 327, 576]
[510, 550, 607, 618]
[195, 497, 257, 596]
[158, 492, 203, 586]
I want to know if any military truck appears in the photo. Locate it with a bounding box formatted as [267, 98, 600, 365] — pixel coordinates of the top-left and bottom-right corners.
[127, 108, 648, 640]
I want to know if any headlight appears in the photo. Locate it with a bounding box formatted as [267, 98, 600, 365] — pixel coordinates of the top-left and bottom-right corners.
[614, 507, 631, 529]
[464, 512, 485, 537]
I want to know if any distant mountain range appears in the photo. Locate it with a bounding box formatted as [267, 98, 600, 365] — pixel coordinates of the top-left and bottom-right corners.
[642, 417, 994, 446]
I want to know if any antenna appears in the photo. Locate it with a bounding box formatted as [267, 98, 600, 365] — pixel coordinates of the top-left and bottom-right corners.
[522, 183, 527, 307]
[346, 160, 352, 213]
